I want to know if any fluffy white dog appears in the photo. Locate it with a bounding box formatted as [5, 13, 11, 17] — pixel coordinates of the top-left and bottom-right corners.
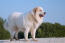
[4, 6, 46, 41]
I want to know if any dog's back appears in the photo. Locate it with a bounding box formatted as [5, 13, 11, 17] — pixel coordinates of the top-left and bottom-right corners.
[4, 12, 22, 31]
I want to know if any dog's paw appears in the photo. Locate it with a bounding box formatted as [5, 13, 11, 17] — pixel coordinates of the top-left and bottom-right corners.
[33, 39, 38, 41]
[10, 38, 13, 41]
[15, 38, 19, 40]
[25, 39, 29, 41]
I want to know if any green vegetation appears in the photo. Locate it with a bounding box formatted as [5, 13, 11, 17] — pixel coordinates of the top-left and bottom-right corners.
[36, 23, 65, 38]
[0, 17, 65, 39]
[0, 17, 10, 40]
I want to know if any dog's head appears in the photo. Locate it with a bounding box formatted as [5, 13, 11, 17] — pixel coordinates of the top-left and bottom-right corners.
[33, 7, 46, 18]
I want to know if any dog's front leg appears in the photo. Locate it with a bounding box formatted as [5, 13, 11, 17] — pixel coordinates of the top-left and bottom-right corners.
[24, 28, 30, 41]
[31, 29, 38, 41]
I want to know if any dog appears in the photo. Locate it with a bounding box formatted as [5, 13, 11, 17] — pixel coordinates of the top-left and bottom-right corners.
[4, 6, 46, 41]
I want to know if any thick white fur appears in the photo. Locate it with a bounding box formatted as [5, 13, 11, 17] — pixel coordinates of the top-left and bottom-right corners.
[4, 7, 45, 41]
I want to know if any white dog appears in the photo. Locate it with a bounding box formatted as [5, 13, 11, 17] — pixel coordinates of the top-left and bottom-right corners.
[4, 6, 46, 41]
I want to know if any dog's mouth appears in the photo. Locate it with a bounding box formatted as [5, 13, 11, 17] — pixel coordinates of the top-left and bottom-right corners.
[39, 12, 46, 17]
[39, 14, 44, 17]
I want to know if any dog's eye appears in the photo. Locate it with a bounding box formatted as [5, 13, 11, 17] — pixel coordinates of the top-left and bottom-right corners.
[40, 10, 42, 12]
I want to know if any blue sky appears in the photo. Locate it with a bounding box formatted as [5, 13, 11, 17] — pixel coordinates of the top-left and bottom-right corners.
[0, 0, 65, 25]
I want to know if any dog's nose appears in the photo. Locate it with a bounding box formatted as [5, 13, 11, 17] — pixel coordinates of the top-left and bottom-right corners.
[44, 12, 46, 15]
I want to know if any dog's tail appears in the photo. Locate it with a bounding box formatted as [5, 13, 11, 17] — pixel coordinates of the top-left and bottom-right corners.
[3, 21, 9, 30]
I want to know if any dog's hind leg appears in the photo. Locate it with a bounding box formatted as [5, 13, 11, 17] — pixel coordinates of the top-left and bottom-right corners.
[8, 26, 16, 41]
[14, 31, 19, 40]
[10, 31, 15, 41]
[14, 26, 19, 40]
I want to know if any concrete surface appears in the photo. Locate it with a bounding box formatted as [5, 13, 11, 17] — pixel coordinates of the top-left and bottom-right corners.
[0, 38, 65, 43]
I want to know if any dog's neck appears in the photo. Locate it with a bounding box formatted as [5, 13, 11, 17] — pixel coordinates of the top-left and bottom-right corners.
[26, 11, 38, 23]
[31, 14, 38, 23]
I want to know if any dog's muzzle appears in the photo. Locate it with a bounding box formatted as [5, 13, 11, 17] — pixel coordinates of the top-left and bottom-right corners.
[39, 12, 46, 17]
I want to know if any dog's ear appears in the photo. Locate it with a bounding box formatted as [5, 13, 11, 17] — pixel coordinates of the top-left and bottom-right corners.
[33, 7, 37, 14]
